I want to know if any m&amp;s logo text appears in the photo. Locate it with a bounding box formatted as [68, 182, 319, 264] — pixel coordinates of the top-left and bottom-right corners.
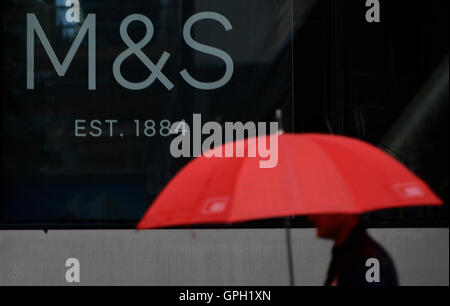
[27, 6, 234, 91]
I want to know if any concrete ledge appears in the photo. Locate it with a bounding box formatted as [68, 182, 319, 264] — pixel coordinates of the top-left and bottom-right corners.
[0, 228, 448, 286]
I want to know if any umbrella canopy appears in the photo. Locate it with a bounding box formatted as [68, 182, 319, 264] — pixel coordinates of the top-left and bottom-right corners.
[138, 134, 443, 229]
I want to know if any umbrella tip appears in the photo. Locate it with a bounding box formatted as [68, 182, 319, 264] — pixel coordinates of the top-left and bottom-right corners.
[275, 109, 285, 135]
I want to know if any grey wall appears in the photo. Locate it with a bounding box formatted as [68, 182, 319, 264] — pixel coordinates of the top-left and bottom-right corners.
[0, 228, 448, 286]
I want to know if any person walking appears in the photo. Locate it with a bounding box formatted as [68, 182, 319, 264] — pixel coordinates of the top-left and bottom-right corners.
[309, 214, 399, 286]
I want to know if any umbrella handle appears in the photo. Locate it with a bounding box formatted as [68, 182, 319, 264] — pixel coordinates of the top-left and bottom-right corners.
[285, 217, 295, 286]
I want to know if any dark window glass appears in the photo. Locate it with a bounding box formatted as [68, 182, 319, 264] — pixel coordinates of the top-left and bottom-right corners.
[1, 0, 448, 228]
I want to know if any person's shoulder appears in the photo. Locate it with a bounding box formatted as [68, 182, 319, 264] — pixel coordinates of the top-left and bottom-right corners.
[338, 252, 398, 286]
[360, 234, 395, 266]
[357, 235, 399, 286]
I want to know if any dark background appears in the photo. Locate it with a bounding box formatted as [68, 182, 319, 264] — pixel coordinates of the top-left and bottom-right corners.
[1, 0, 448, 228]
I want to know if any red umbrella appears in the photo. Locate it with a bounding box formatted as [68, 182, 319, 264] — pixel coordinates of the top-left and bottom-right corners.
[138, 133, 443, 229]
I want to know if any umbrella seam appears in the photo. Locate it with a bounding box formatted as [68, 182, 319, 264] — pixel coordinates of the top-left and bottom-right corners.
[225, 152, 254, 224]
[307, 136, 361, 213]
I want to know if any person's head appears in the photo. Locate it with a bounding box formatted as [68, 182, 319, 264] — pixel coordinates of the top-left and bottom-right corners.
[308, 214, 360, 245]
